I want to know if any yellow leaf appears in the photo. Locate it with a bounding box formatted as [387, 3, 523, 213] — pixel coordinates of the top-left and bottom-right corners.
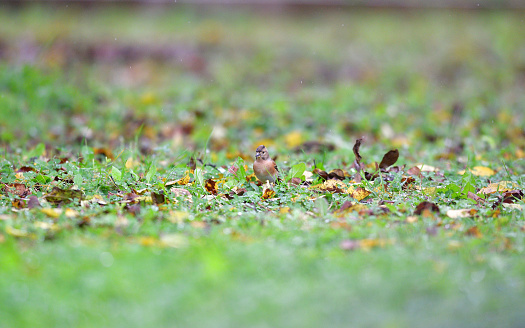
[262, 188, 275, 200]
[479, 181, 519, 195]
[459, 166, 495, 177]
[125, 157, 140, 169]
[139, 236, 157, 246]
[6, 226, 28, 237]
[351, 187, 371, 201]
[140, 91, 158, 105]
[359, 238, 388, 250]
[177, 175, 191, 186]
[15, 172, 24, 180]
[471, 166, 495, 176]
[167, 211, 189, 224]
[279, 207, 290, 214]
[284, 131, 303, 148]
[41, 208, 62, 218]
[34, 221, 58, 230]
[65, 208, 78, 218]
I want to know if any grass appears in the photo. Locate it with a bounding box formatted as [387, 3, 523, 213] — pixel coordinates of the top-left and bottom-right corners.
[1, 4, 525, 327]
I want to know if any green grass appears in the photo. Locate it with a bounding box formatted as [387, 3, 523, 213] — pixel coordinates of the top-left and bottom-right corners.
[1, 4, 525, 327]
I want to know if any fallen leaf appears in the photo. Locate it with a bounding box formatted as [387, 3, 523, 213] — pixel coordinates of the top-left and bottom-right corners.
[416, 164, 439, 172]
[279, 207, 291, 214]
[16, 166, 38, 173]
[12, 199, 26, 209]
[414, 201, 440, 215]
[167, 211, 189, 223]
[41, 208, 65, 218]
[311, 179, 347, 193]
[261, 188, 275, 200]
[350, 187, 371, 201]
[379, 149, 399, 170]
[479, 181, 519, 195]
[407, 166, 422, 176]
[446, 209, 477, 219]
[6, 226, 29, 238]
[205, 179, 218, 195]
[459, 166, 495, 177]
[467, 191, 484, 204]
[44, 187, 83, 204]
[151, 191, 166, 205]
[3, 183, 30, 197]
[284, 131, 303, 148]
[465, 226, 483, 238]
[176, 175, 191, 185]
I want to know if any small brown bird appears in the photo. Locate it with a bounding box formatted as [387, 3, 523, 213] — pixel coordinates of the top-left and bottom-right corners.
[253, 145, 279, 183]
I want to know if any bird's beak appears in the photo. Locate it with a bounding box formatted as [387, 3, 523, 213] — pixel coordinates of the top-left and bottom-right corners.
[255, 152, 260, 159]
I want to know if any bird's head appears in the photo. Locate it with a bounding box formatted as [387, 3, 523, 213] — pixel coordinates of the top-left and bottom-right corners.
[255, 145, 269, 160]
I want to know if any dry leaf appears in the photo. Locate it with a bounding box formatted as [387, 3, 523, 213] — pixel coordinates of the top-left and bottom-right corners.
[458, 166, 495, 177]
[205, 179, 218, 195]
[151, 191, 166, 205]
[479, 181, 519, 195]
[446, 209, 477, 219]
[379, 149, 399, 170]
[414, 201, 440, 215]
[44, 187, 83, 204]
[352, 138, 363, 170]
[261, 188, 275, 200]
[465, 226, 482, 238]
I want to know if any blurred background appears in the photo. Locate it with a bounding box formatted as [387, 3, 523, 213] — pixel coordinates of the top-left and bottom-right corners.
[1, 0, 524, 159]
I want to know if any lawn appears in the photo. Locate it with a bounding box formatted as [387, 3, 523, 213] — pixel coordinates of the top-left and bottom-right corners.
[1, 4, 524, 328]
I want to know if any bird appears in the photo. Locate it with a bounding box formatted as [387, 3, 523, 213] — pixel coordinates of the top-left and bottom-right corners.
[253, 145, 279, 183]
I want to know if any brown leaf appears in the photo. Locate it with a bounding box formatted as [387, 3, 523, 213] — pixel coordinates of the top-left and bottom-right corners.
[151, 191, 166, 205]
[16, 166, 38, 173]
[313, 168, 329, 181]
[467, 191, 484, 204]
[502, 190, 523, 203]
[401, 176, 416, 190]
[414, 201, 440, 215]
[93, 147, 114, 160]
[352, 138, 363, 170]
[379, 149, 399, 170]
[465, 226, 482, 238]
[44, 187, 83, 204]
[492, 190, 524, 209]
[289, 177, 302, 185]
[205, 179, 218, 195]
[3, 183, 30, 197]
[328, 169, 345, 180]
[407, 166, 422, 177]
[188, 156, 197, 171]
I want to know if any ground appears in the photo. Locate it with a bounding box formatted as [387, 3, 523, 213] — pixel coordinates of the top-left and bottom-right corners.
[0, 5, 524, 328]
